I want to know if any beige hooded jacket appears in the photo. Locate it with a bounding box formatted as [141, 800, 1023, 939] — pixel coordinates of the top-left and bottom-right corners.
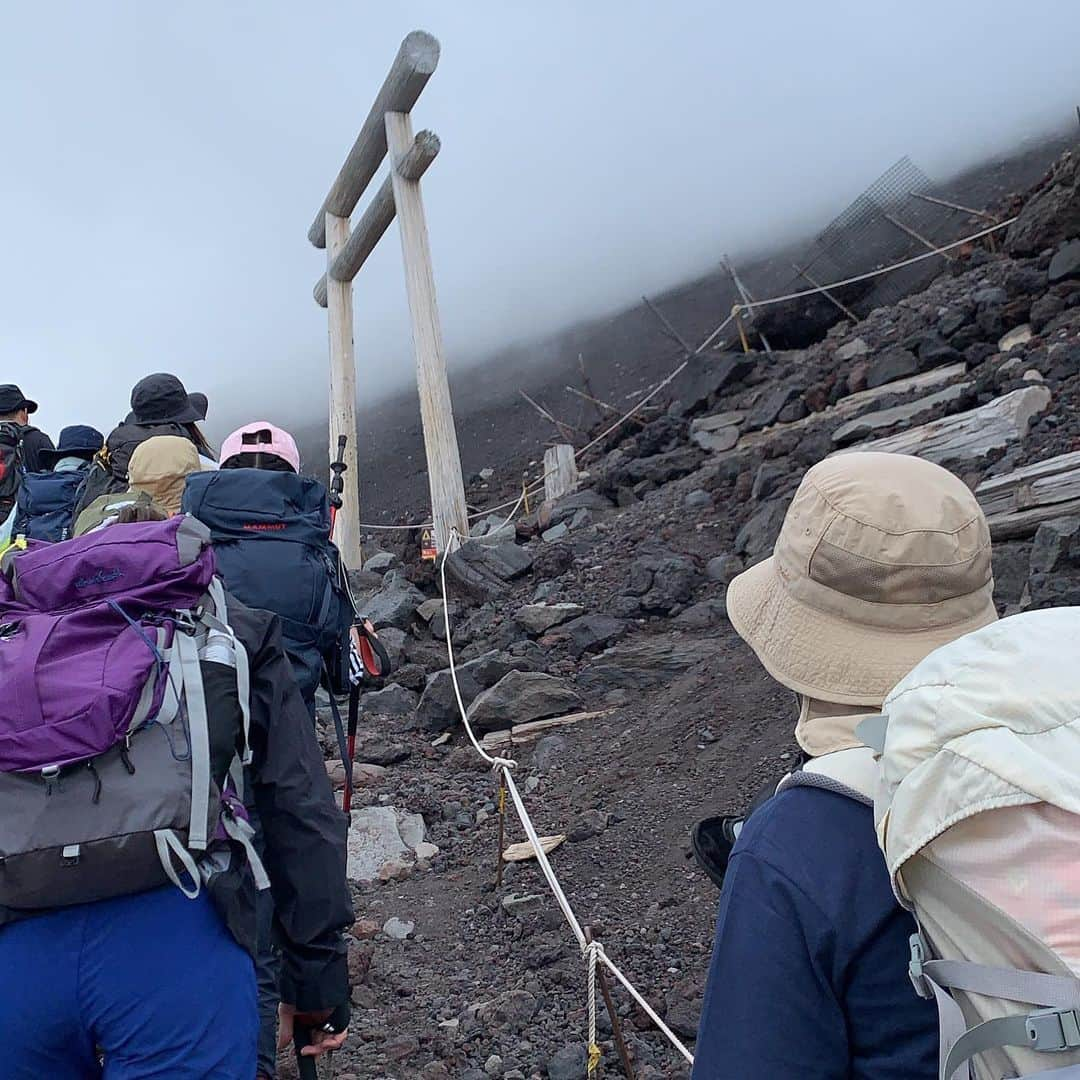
[127, 435, 200, 516]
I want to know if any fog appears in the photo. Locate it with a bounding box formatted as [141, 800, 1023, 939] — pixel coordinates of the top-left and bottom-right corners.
[2, 0, 1078, 443]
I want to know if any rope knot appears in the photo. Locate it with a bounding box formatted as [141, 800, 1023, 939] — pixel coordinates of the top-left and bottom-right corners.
[490, 756, 516, 772]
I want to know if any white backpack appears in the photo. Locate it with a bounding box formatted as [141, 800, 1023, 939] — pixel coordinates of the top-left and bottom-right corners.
[867, 607, 1080, 1080]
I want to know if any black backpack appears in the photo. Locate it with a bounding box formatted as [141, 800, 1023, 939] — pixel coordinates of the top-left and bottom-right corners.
[72, 420, 192, 521]
[181, 468, 356, 709]
[0, 423, 27, 520]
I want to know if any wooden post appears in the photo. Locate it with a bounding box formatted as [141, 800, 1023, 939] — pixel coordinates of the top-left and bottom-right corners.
[882, 211, 954, 261]
[641, 295, 693, 355]
[308, 31, 440, 249]
[325, 213, 362, 565]
[724, 256, 771, 353]
[385, 110, 469, 553]
[314, 131, 441, 308]
[544, 444, 579, 503]
[791, 262, 859, 322]
[584, 926, 637, 1080]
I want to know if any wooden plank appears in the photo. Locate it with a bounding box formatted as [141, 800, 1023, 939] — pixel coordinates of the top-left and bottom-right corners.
[882, 211, 954, 261]
[313, 131, 441, 306]
[733, 362, 967, 453]
[544, 444, 579, 503]
[987, 499, 1080, 541]
[977, 450, 1080, 537]
[385, 109, 469, 553]
[642, 296, 693, 355]
[792, 262, 859, 322]
[309, 31, 440, 248]
[841, 385, 1051, 465]
[976, 450, 1080, 514]
[503, 835, 565, 863]
[481, 709, 613, 752]
[831, 381, 971, 445]
[325, 213, 362, 565]
[908, 190, 998, 223]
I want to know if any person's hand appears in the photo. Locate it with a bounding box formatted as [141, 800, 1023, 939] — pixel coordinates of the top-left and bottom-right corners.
[277, 1003, 349, 1057]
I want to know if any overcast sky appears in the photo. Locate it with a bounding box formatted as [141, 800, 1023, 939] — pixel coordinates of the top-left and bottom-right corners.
[2, 1, 1078, 441]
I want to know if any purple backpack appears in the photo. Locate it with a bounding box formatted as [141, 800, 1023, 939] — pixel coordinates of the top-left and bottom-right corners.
[0, 516, 267, 914]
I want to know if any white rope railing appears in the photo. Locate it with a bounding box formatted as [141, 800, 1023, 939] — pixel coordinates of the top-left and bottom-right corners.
[438, 533, 696, 1069]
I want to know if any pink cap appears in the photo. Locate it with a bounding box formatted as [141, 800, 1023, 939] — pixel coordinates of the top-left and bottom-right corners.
[220, 421, 301, 472]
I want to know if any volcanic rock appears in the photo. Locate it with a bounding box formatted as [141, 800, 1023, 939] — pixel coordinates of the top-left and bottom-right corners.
[514, 602, 585, 635]
[363, 550, 400, 573]
[734, 498, 787, 558]
[706, 554, 743, 584]
[865, 347, 919, 389]
[357, 570, 426, 631]
[1029, 517, 1080, 575]
[556, 614, 629, 657]
[835, 337, 869, 361]
[361, 684, 418, 717]
[746, 384, 801, 431]
[347, 806, 427, 883]
[548, 490, 615, 526]
[666, 353, 754, 417]
[466, 671, 583, 733]
[1049, 239, 1080, 284]
[417, 650, 539, 733]
[579, 635, 722, 692]
[1005, 152, 1080, 257]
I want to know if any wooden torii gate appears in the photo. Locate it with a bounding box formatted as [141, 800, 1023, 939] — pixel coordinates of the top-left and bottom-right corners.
[309, 30, 469, 561]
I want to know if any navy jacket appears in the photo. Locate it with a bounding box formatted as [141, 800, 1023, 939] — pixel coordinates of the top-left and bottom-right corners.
[692, 786, 937, 1079]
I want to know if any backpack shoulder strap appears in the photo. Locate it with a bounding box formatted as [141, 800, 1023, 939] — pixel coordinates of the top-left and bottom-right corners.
[776, 746, 878, 807]
[198, 578, 252, 766]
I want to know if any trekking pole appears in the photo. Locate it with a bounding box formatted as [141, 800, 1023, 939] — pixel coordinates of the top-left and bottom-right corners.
[328, 434, 347, 539]
[293, 1025, 319, 1080]
[342, 676, 360, 815]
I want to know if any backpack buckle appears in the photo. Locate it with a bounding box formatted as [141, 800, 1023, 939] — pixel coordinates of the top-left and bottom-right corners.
[41, 764, 61, 796]
[908, 933, 932, 999]
[1027, 1008, 1080, 1052]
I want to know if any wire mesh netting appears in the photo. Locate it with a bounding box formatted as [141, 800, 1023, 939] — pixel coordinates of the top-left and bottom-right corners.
[790, 156, 973, 316]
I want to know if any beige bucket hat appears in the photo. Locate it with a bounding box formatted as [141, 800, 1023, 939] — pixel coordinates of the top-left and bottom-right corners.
[726, 452, 997, 706]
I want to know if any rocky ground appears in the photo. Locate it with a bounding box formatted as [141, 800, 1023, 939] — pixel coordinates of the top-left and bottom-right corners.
[287, 146, 1080, 1079]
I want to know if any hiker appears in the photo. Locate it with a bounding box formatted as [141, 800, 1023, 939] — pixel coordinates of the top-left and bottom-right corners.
[0, 515, 353, 1078]
[867, 607, 1080, 1080]
[74, 434, 199, 535]
[692, 452, 998, 1079]
[72, 373, 213, 519]
[183, 421, 356, 1079]
[183, 421, 354, 710]
[0, 383, 54, 524]
[12, 424, 104, 542]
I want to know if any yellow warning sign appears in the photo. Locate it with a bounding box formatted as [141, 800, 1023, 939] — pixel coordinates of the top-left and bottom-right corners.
[421, 528, 437, 561]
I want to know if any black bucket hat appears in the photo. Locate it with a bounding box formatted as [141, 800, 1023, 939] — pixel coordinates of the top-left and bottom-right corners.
[127, 373, 205, 426]
[39, 425, 105, 468]
[0, 384, 38, 415]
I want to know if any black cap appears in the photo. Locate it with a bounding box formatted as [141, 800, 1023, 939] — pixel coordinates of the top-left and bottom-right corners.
[39, 424, 105, 468]
[0, 384, 38, 415]
[128, 373, 204, 426]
